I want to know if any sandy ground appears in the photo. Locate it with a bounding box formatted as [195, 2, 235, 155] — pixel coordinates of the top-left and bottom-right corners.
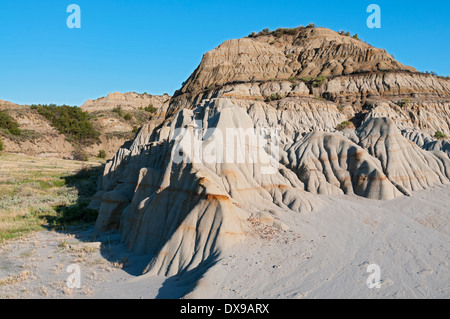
[1, 186, 449, 299]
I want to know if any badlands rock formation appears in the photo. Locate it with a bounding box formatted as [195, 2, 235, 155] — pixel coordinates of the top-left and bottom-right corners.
[91, 27, 450, 278]
[81, 92, 170, 113]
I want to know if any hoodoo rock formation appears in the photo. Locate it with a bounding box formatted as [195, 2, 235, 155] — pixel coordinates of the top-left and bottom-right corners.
[91, 27, 450, 278]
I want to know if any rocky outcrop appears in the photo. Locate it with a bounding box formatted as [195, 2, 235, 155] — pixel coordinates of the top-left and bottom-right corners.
[179, 28, 415, 96]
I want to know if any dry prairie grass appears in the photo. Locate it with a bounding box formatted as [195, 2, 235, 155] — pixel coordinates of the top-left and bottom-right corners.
[0, 153, 103, 241]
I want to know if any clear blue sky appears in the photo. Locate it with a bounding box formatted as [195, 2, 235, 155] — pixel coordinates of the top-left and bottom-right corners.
[0, 0, 449, 106]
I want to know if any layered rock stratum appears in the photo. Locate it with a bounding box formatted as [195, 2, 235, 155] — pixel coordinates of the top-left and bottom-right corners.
[91, 27, 449, 279]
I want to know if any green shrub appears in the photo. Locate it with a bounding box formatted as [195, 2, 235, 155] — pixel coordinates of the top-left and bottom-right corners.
[0, 137, 4, 151]
[247, 26, 306, 38]
[397, 98, 410, 106]
[299, 75, 327, 87]
[123, 113, 132, 121]
[336, 121, 352, 131]
[132, 126, 139, 134]
[112, 106, 124, 117]
[306, 23, 316, 29]
[97, 150, 106, 159]
[144, 104, 157, 114]
[31, 104, 100, 146]
[0, 110, 21, 136]
[313, 75, 326, 87]
[267, 93, 285, 101]
[434, 131, 448, 140]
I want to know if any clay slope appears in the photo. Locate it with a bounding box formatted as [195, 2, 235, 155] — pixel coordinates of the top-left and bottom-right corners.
[285, 131, 401, 199]
[91, 100, 322, 276]
[357, 117, 450, 193]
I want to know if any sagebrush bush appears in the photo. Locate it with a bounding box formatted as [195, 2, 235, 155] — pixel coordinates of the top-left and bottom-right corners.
[267, 93, 285, 101]
[112, 106, 124, 117]
[144, 104, 157, 113]
[336, 121, 352, 131]
[0, 110, 21, 136]
[97, 150, 106, 159]
[72, 148, 89, 161]
[123, 113, 132, 121]
[298, 76, 327, 87]
[434, 131, 448, 140]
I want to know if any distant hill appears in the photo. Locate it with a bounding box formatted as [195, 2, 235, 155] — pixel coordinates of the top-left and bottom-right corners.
[0, 92, 171, 159]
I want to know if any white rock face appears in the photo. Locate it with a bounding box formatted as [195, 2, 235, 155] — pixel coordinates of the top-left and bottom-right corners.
[357, 117, 450, 192]
[92, 100, 323, 276]
[284, 131, 401, 200]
